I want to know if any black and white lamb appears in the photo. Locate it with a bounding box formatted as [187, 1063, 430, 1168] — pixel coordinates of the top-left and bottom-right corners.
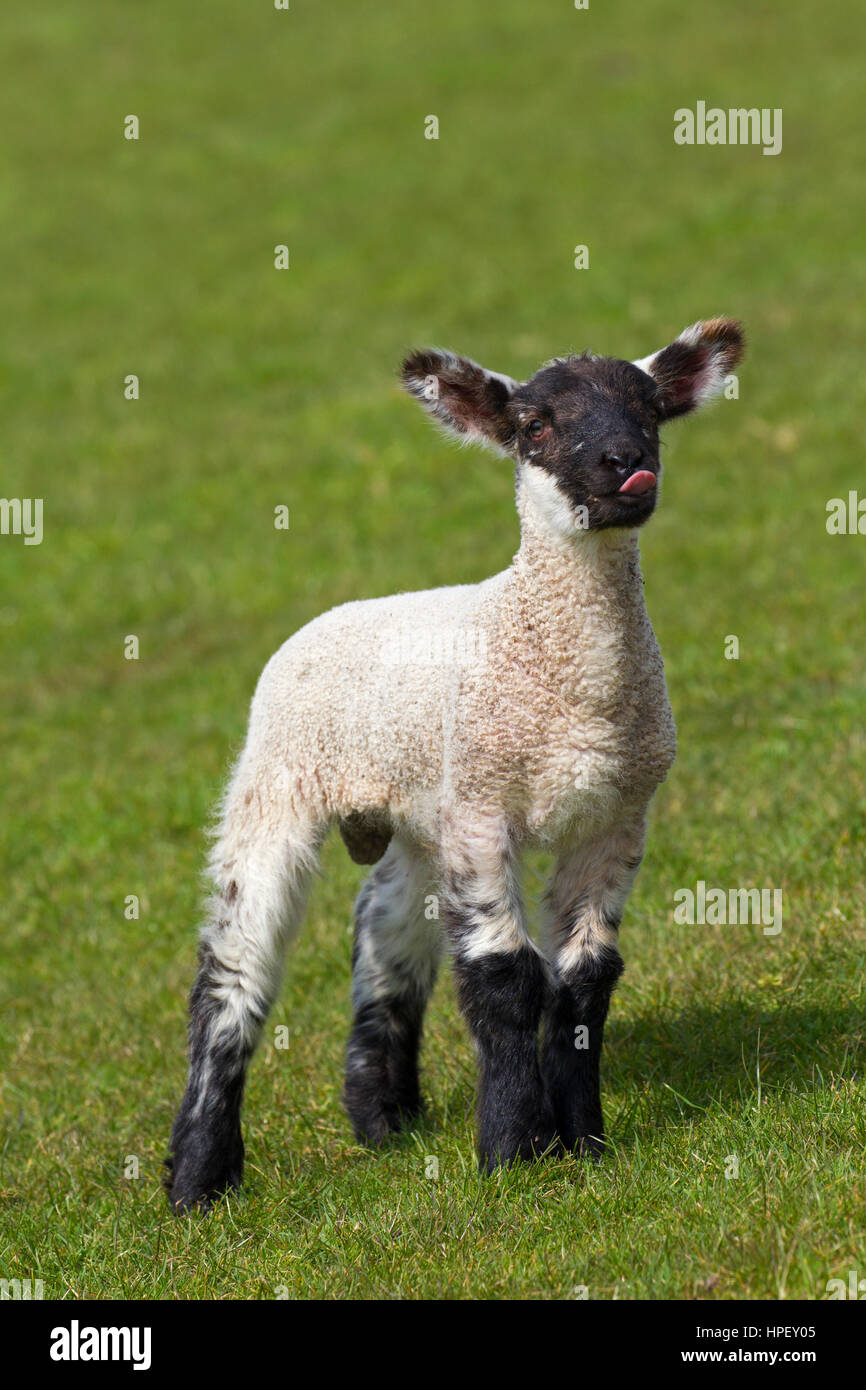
[166, 317, 745, 1212]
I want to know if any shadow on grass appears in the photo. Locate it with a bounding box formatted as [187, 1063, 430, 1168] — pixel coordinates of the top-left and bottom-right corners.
[236, 998, 862, 1201]
[606, 997, 864, 1134]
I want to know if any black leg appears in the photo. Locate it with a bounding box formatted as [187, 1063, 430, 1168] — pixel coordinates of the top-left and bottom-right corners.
[453, 946, 555, 1172]
[542, 946, 624, 1157]
[439, 818, 556, 1171]
[344, 995, 426, 1144]
[540, 825, 644, 1159]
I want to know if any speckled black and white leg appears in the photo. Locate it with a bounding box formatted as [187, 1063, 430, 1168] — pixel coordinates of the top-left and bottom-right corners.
[166, 813, 321, 1213]
[344, 838, 441, 1145]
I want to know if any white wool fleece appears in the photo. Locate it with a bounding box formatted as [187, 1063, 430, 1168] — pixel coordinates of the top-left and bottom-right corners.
[212, 465, 677, 880]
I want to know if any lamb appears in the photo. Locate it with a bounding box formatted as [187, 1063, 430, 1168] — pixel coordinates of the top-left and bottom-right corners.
[165, 316, 745, 1213]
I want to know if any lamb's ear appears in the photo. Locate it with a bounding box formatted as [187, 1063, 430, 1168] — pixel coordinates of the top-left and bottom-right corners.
[401, 349, 518, 453]
[633, 318, 745, 421]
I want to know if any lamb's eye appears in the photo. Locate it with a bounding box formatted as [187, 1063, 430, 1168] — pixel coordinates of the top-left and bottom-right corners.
[527, 419, 547, 439]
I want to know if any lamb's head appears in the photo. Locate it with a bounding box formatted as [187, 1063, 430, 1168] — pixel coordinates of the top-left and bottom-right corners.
[401, 318, 744, 536]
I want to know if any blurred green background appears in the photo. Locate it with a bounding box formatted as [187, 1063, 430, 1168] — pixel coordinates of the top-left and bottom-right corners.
[0, 0, 863, 1299]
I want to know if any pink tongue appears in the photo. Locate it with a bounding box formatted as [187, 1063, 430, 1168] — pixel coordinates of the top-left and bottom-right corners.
[618, 469, 656, 496]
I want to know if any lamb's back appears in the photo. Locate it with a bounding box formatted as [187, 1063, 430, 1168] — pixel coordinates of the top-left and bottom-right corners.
[245, 575, 505, 818]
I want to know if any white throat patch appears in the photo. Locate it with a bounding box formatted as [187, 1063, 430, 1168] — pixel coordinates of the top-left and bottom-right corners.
[517, 463, 589, 541]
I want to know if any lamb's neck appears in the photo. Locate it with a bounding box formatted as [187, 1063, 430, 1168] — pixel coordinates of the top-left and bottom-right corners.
[505, 483, 654, 699]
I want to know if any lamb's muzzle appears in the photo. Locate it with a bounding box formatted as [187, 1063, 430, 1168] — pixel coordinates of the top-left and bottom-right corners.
[165, 317, 745, 1212]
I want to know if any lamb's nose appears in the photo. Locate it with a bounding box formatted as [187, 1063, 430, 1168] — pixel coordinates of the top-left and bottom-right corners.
[602, 449, 644, 473]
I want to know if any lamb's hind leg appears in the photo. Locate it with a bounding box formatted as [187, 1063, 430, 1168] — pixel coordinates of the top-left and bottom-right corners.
[344, 837, 441, 1145]
[166, 789, 321, 1213]
[540, 821, 645, 1159]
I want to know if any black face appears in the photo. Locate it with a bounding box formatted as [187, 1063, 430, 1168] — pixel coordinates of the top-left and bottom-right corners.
[506, 356, 663, 530]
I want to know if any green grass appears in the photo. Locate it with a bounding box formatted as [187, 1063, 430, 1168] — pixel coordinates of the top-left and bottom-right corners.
[1, 0, 864, 1300]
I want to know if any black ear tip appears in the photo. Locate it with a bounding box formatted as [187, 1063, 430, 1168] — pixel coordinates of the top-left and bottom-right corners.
[724, 318, 745, 349]
[400, 351, 419, 378]
[400, 348, 432, 383]
[726, 320, 746, 366]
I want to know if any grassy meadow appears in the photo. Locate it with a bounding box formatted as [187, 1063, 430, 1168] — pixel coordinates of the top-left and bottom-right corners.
[0, 0, 864, 1299]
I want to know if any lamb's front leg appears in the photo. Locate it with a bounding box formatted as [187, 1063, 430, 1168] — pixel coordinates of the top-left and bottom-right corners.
[442, 819, 554, 1173]
[541, 822, 645, 1158]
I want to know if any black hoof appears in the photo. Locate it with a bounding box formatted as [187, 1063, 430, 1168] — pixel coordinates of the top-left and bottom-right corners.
[478, 1118, 559, 1173]
[164, 1125, 244, 1214]
[344, 1093, 424, 1147]
[554, 1127, 606, 1162]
